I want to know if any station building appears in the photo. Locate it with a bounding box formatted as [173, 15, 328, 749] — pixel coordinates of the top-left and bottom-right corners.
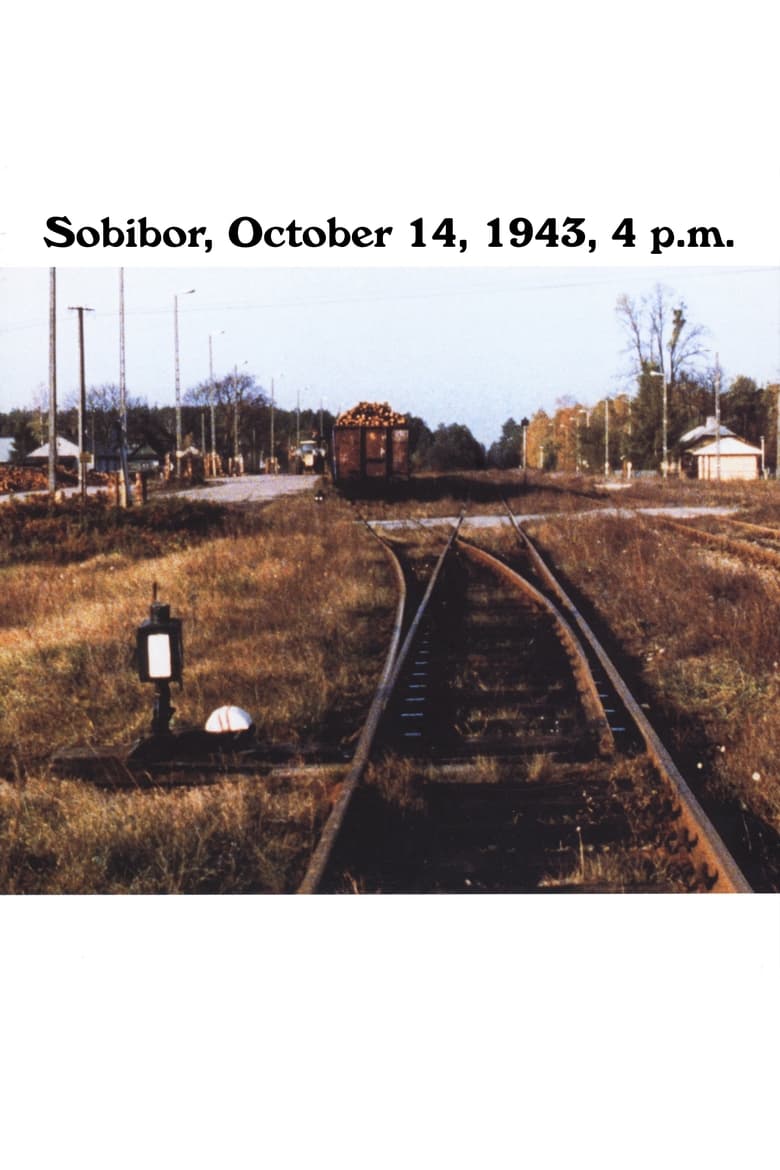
[678, 417, 762, 481]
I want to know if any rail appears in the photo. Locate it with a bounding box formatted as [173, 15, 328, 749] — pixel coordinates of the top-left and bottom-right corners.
[297, 516, 462, 893]
[456, 536, 614, 756]
[505, 508, 752, 893]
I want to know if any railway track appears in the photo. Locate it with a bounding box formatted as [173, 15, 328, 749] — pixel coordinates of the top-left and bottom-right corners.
[653, 515, 780, 572]
[299, 513, 751, 894]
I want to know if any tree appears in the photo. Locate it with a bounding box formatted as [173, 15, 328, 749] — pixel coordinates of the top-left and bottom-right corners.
[488, 418, 524, 469]
[185, 371, 269, 461]
[766, 384, 780, 475]
[84, 383, 126, 450]
[9, 413, 37, 464]
[722, 376, 764, 445]
[125, 401, 175, 456]
[616, 285, 710, 468]
[616, 285, 709, 383]
[426, 423, 485, 471]
[406, 414, 434, 470]
[525, 409, 556, 471]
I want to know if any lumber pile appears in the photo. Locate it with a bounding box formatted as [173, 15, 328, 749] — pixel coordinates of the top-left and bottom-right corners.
[0, 467, 49, 493]
[336, 401, 407, 427]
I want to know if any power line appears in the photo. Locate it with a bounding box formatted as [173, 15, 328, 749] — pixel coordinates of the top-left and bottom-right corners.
[1, 267, 777, 336]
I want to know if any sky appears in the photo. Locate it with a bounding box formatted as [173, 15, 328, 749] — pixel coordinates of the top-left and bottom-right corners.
[1, 265, 777, 447]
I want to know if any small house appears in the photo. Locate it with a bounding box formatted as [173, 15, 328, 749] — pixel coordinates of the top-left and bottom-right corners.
[128, 444, 161, 473]
[26, 436, 82, 471]
[692, 435, 762, 481]
[93, 445, 122, 474]
[678, 416, 761, 480]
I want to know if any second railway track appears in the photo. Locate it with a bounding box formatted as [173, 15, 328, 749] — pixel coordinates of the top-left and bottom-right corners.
[301, 515, 751, 894]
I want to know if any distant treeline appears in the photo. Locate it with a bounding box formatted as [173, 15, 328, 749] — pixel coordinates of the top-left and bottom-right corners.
[0, 380, 490, 473]
[6, 364, 774, 476]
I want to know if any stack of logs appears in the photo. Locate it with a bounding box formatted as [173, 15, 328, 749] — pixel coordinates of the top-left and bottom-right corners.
[336, 402, 407, 427]
[0, 467, 49, 493]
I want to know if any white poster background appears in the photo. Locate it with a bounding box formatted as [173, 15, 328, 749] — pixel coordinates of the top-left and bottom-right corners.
[1, 4, 778, 1168]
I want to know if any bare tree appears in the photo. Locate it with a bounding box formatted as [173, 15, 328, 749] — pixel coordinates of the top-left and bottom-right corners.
[185, 371, 268, 460]
[616, 285, 710, 468]
[616, 293, 647, 370]
[617, 284, 709, 387]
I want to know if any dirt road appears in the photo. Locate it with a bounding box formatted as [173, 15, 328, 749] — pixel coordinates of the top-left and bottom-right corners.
[175, 474, 318, 504]
[2, 474, 319, 507]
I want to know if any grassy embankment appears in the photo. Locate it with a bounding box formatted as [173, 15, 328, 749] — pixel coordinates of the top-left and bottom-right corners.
[0, 492, 395, 893]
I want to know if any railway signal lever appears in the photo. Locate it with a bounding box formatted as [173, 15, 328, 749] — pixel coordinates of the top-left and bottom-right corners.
[135, 584, 183, 737]
[54, 586, 260, 781]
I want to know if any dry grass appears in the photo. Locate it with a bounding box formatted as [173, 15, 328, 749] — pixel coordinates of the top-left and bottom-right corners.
[524, 507, 780, 885]
[0, 495, 394, 764]
[0, 494, 395, 893]
[0, 768, 340, 894]
[349, 469, 780, 522]
[353, 470, 612, 521]
[364, 756, 425, 812]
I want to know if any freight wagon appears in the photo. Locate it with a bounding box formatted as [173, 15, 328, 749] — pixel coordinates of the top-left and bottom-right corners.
[332, 402, 410, 483]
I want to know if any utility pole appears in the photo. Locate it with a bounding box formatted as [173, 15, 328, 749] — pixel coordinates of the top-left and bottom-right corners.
[68, 305, 94, 503]
[604, 397, 610, 479]
[233, 365, 239, 462]
[232, 361, 247, 469]
[270, 378, 275, 473]
[208, 330, 224, 477]
[715, 354, 722, 482]
[174, 288, 195, 477]
[118, 268, 130, 506]
[649, 368, 668, 479]
[48, 269, 57, 495]
[662, 368, 668, 479]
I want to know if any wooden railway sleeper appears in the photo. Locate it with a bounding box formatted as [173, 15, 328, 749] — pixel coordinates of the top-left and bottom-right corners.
[504, 508, 752, 894]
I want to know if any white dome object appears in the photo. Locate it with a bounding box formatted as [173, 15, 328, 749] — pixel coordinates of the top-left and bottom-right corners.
[205, 706, 255, 734]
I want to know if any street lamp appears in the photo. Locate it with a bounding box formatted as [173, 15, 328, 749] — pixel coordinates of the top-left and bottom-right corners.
[649, 368, 668, 478]
[574, 408, 588, 473]
[233, 361, 248, 471]
[269, 376, 278, 473]
[48, 269, 57, 496]
[174, 288, 196, 477]
[208, 330, 224, 477]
